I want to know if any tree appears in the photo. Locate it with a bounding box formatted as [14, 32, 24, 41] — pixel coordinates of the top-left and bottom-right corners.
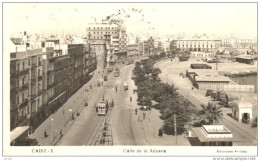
[199, 102, 223, 125]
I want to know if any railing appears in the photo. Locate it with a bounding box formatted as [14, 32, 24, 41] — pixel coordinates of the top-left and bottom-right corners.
[10, 87, 17, 94]
[20, 99, 29, 108]
[38, 75, 43, 81]
[37, 90, 42, 96]
[47, 70, 53, 75]
[31, 94, 37, 100]
[31, 63, 37, 68]
[19, 69, 29, 76]
[11, 72, 18, 78]
[31, 78, 36, 84]
[18, 83, 29, 92]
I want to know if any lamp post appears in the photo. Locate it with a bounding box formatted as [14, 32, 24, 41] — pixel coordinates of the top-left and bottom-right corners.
[50, 118, 54, 144]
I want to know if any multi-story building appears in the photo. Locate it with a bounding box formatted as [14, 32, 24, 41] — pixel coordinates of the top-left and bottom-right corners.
[86, 19, 127, 66]
[161, 39, 171, 55]
[68, 44, 85, 95]
[27, 47, 44, 132]
[42, 47, 70, 116]
[175, 38, 221, 52]
[138, 37, 155, 57]
[154, 40, 162, 55]
[10, 42, 29, 130]
[221, 37, 236, 47]
[139, 40, 149, 57]
[90, 40, 107, 69]
[10, 33, 97, 132]
[127, 44, 139, 59]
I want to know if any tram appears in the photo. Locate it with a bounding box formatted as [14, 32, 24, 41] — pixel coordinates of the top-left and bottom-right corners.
[96, 98, 109, 116]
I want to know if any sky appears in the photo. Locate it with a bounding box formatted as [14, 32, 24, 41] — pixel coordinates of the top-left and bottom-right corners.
[3, 3, 257, 38]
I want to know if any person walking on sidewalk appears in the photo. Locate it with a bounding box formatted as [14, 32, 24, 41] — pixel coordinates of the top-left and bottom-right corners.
[158, 128, 164, 138]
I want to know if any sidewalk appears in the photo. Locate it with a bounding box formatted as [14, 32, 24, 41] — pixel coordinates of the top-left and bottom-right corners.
[29, 70, 102, 145]
[126, 68, 190, 146]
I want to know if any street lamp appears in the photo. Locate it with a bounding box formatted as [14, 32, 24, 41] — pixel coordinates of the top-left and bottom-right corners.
[68, 108, 73, 121]
[50, 118, 54, 144]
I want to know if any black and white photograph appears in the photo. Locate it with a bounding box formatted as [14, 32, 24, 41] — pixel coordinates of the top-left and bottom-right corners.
[2, 1, 258, 157]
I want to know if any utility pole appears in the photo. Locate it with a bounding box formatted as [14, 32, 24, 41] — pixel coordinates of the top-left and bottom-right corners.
[173, 113, 177, 145]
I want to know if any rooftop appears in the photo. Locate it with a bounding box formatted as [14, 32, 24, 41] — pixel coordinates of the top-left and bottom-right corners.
[10, 126, 30, 143]
[196, 75, 231, 82]
[202, 125, 231, 134]
[191, 125, 233, 142]
[235, 54, 257, 60]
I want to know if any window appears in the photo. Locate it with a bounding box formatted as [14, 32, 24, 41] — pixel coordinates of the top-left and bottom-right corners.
[112, 27, 114, 29]
[41, 42, 45, 48]
[17, 95, 19, 105]
[23, 61, 25, 70]
[97, 32, 99, 34]
[97, 27, 99, 30]
[101, 27, 102, 29]
[22, 93, 24, 102]
[94, 27, 95, 30]
[17, 63, 19, 71]
[94, 32, 95, 34]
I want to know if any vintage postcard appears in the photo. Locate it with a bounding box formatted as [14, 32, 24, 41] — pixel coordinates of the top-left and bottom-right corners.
[2, 2, 258, 157]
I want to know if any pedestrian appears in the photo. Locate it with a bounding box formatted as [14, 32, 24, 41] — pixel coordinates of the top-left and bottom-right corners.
[158, 128, 163, 137]
[111, 99, 114, 107]
[44, 130, 47, 138]
[143, 112, 146, 120]
[72, 113, 74, 120]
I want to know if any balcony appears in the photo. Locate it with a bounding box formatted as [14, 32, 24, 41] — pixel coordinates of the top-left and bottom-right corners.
[10, 87, 17, 95]
[47, 70, 53, 75]
[18, 83, 29, 92]
[31, 94, 37, 100]
[31, 78, 36, 84]
[19, 68, 29, 76]
[20, 99, 29, 109]
[37, 90, 42, 96]
[38, 75, 43, 81]
[31, 63, 37, 68]
[11, 72, 18, 78]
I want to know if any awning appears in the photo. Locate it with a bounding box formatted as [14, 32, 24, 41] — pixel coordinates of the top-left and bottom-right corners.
[10, 126, 30, 143]
[48, 92, 65, 105]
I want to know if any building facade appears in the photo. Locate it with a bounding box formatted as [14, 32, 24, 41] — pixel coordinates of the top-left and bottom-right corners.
[10, 36, 97, 132]
[127, 44, 139, 59]
[176, 39, 221, 52]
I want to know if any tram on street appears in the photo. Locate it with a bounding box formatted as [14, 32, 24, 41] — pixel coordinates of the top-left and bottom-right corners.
[96, 98, 109, 116]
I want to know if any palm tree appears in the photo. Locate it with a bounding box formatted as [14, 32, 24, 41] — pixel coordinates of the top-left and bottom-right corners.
[199, 102, 223, 125]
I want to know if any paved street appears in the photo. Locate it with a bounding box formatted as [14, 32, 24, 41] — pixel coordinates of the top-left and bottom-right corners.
[51, 62, 189, 146]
